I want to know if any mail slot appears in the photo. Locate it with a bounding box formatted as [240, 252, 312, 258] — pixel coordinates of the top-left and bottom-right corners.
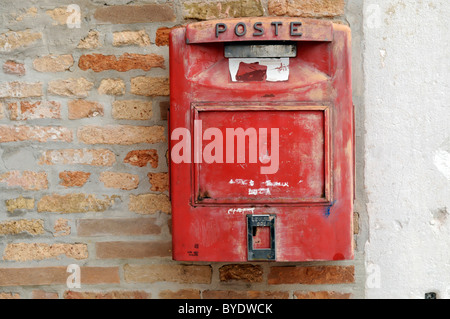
[169, 17, 354, 262]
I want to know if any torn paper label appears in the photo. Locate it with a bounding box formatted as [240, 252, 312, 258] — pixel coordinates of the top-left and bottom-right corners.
[229, 58, 289, 82]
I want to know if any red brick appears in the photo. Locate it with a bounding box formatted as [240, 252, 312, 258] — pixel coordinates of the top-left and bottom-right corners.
[159, 289, 201, 299]
[268, 265, 355, 285]
[96, 241, 171, 259]
[124, 149, 158, 168]
[294, 291, 352, 299]
[32, 290, 59, 299]
[8, 101, 61, 120]
[202, 290, 289, 299]
[3, 61, 25, 76]
[79, 53, 164, 72]
[68, 100, 103, 119]
[0, 292, 20, 299]
[155, 26, 183, 46]
[0, 125, 72, 143]
[268, 0, 345, 17]
[219, 264, 263, 283]
[64, 290, 150, 299]
[0, 267, 119, 286]
[0, 171, 48, 190]
[59, 171, 91, 188]
[124, 264, 211, 284]
[148, 172, 168, 192]
[77, 218, 161, 237]
[94, 4, 176, 24]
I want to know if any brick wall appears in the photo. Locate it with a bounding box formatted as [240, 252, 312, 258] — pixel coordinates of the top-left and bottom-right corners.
[0, 0, 360, 299]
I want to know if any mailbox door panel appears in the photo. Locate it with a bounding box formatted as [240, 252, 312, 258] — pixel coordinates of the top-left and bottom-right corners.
[169, 20, 353, 262]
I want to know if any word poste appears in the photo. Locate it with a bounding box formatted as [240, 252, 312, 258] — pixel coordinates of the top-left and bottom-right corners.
[215, 21, 303, 38]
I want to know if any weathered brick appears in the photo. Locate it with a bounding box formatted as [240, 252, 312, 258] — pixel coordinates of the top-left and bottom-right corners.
[32, 290, 59, 299]
[64, 290, 150, 299]
[77, 30, 101, 49]
[0, 293, 20, 299]
[79, 53, 164, 72]
[33, 54, 74, 72]
[159, 289, 201, 299]
[0, 171, 48, 190]
[78, 125, 165, 145]
[100, 172, 139, 190]
[124, 149, 158, 168]
[219, 264, 263, 283]
[0, 125, 72, 143]
[0, 81, 42, 98]
[124, 264, 211, 284]
[113, 30, 151, 47]
[112, 100, 152, 120]
[268, 0, 345, 17]
[53, 218, 71, 237]
[3, 61, 25, 76]
[354, 212, 359, 234]
[59, 171, 91, 188]
[77, 218, 161, 237]
[202, 290, 289, 299]
[68, 100, 103, 119]
[155, 26, 183, 46]
[46, 7, 72, 25]
[129, 194, 171, 214]
[5, 196, 34, 213]
[148, 172, 169, 192]
[0, 219, 44, 236]
[0, 30, 42, 52]
[0, 103, 3, 119]
[294, 291, 352, 299]
[98, 78, 125, 96]
[268, 265, 355, 285]
[48, 78, 94, 98]
[0, 267, 120, 286]
[268, 0, 287, 15]
[94, 4, 176, 24]
[130, 77, 169, 96]
[3, 243, 88, 261]
[37, 194, 118, 213]
[39, 149, 116, 166]
[14, 7, 37, 22]
[96, 241, 171, 259]
[8, 101, 61, 120]
[183, 0, 264, 20]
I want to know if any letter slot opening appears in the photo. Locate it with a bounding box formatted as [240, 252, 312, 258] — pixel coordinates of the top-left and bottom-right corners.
[225, 42, 297, 58]
[247, 215, 276, 261]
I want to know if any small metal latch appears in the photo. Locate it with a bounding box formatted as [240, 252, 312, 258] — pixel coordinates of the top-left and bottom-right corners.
[247, 214, 276, 261]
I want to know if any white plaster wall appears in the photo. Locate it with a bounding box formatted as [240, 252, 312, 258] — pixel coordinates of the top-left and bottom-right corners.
[363, 0, 450, 298]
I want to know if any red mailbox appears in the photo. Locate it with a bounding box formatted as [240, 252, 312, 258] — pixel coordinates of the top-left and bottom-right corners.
[169, 17, 354, 262]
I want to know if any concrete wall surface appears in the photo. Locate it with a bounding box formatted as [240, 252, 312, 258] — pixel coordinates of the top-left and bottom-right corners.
[363, 0, 450, 299]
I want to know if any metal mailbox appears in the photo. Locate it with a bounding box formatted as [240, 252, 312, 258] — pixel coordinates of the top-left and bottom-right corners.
[169, 17, 354, 262]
